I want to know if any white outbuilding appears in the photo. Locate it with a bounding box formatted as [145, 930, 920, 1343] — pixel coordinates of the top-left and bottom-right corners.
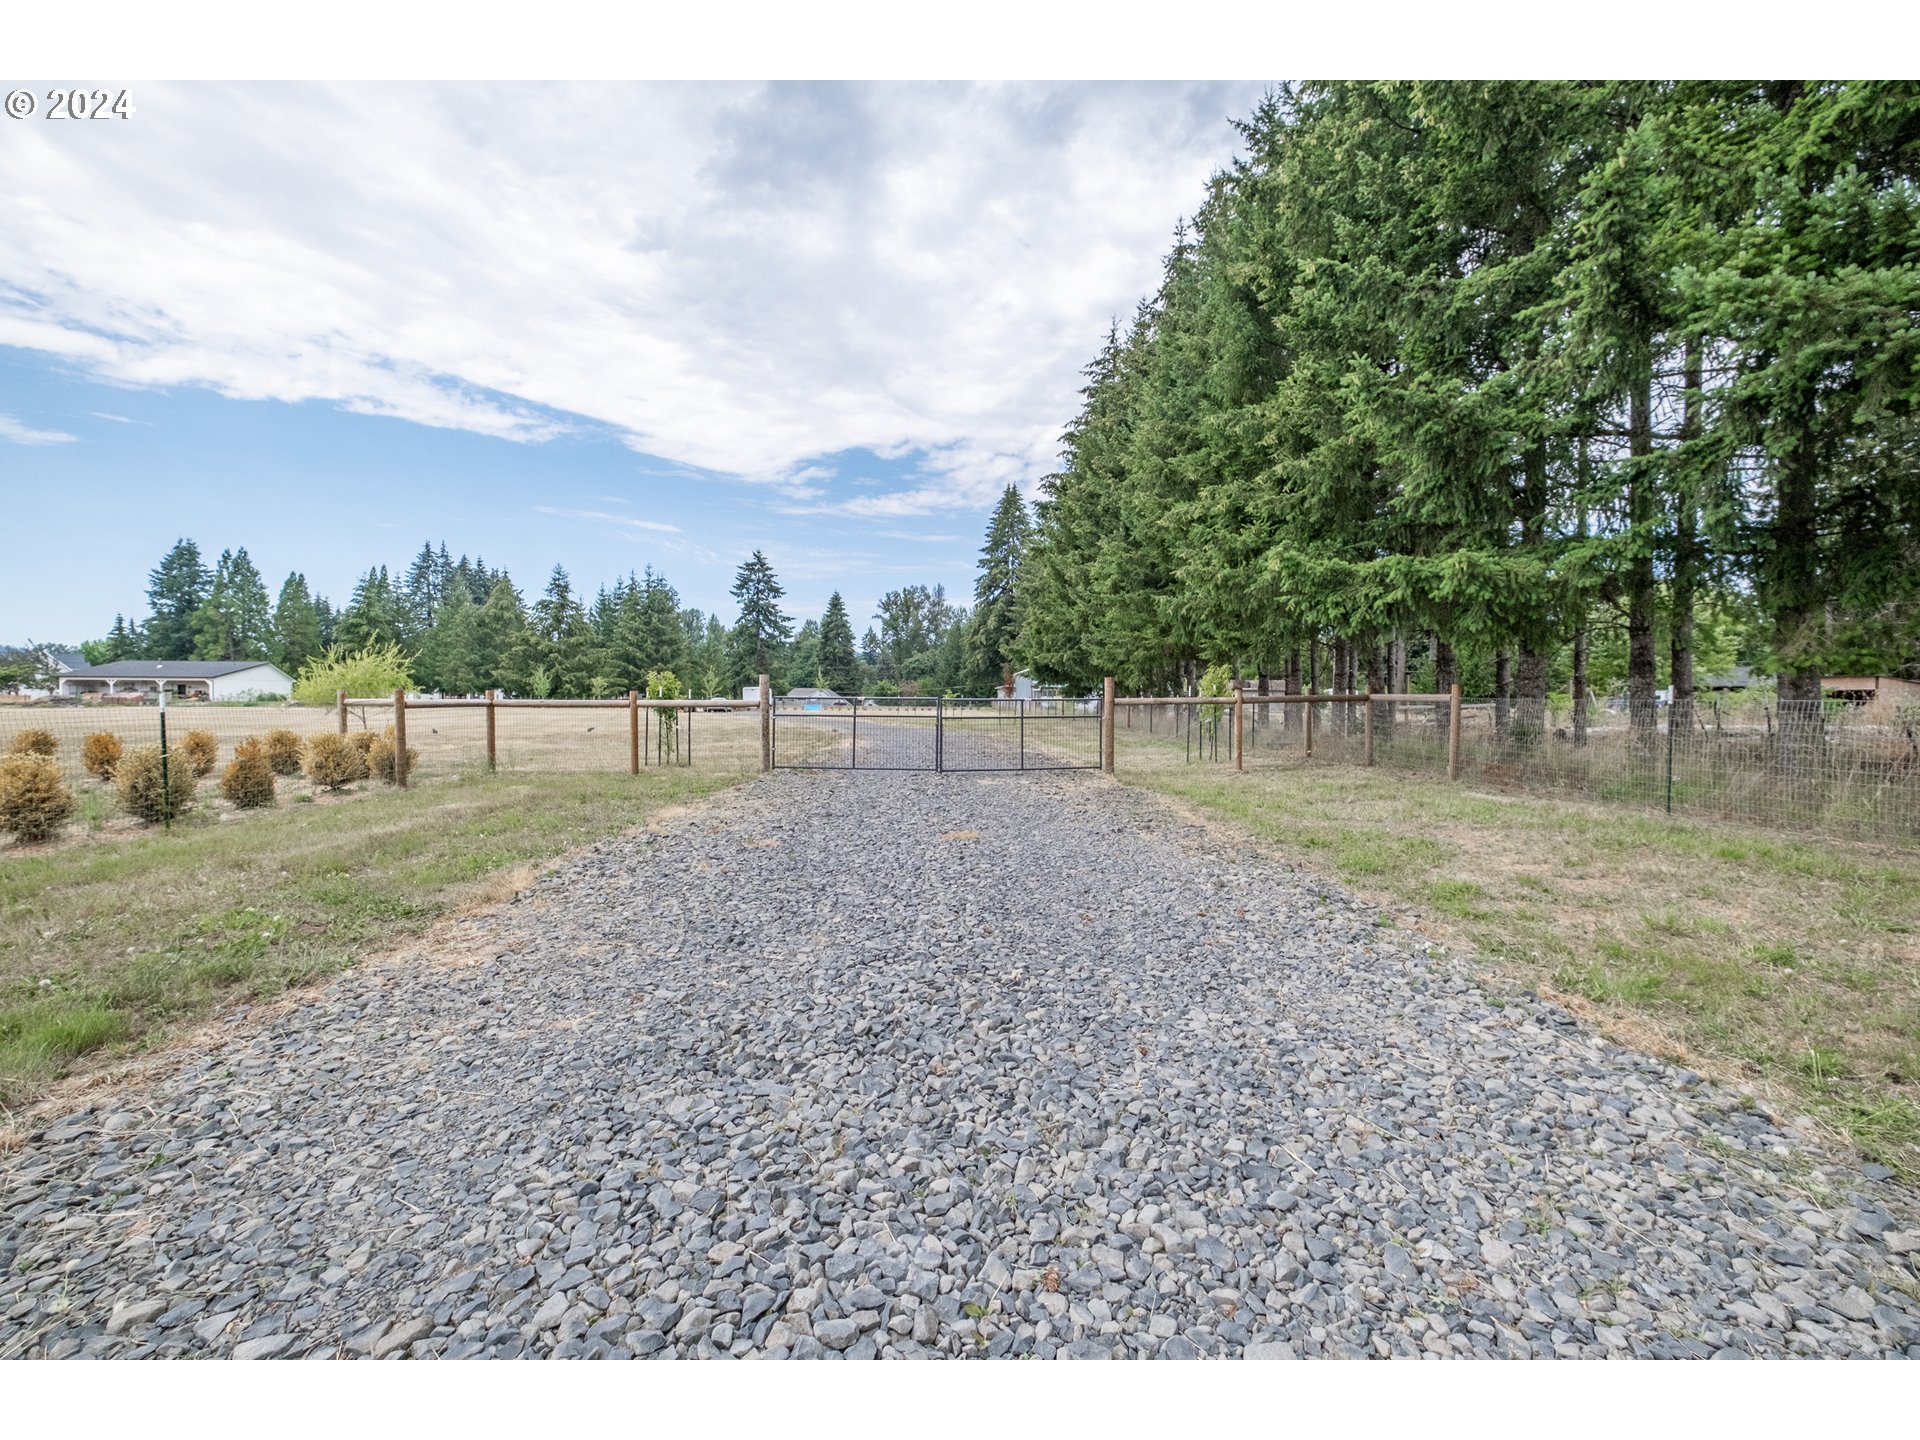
[57, 659, 293, 702]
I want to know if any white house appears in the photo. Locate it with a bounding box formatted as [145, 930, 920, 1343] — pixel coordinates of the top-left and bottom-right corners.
[57, 659, 293, 702]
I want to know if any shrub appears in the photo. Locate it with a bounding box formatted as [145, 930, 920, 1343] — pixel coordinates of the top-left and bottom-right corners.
[346, 730, 375, 759]
[6, 727, 57, 758]
[116, 744, 199, 824]
[291, 642, 413, 707]
[368, 726, 419, 785]
[81, 731, 124, 780]
[219, 737, 276, 808]
[304, 732, 365, 791]
[0, 754, 75, 842]
[177, 729, 219, 777]
[263, 728, 304, 776]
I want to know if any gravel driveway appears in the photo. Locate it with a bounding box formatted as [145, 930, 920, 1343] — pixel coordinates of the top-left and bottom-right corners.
[4, 770, 1918, 1359]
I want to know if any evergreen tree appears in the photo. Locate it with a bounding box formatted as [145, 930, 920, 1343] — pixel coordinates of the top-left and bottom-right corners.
[333, 566, 404, 652]
[789, 619, 823, 688]
[418, 580, 481, 695]
[522, 565, 597, 697]
[818, 592, 860, 694]
[473, 577, 531, 693]
[968, 484, 1032, 692]
[143, 538, 210, 660]
[192, 547, 273, 661]
[271, 572, 323, 674]
[726, 550, 793, 689]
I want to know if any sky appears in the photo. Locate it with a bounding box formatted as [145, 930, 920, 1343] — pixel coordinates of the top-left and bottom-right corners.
[0, 80, 1270, 643]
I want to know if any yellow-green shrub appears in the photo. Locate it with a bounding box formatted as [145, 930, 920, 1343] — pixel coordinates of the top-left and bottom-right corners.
[177, 728, 219, 777]
[82, 731, 123, 780]
[304, 732, 365, 790]
[6, 727, 57, 759]
[116, 744, 198, 823]
[0, 754, 74, 842]
[219, 737, 276, 808]
[263, 728, 304, 776]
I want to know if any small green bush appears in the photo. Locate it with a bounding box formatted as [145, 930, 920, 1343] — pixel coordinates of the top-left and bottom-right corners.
[0, 754, 75, 841]
[6, 727, 57, 758]
[263, 728, 304, 776]
[115, 744, 198, 824]
[81, 731, 123, 780]
[304, 732, 365, 791]
[177, 728, 219, 777]
[219, 737, 276, 808]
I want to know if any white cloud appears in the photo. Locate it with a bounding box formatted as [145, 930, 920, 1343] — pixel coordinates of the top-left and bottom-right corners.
[0, 413, 76, 445]
[534, 506, 680, 534]
[0, 81, 1265, 511]
[90, 411, 139, 423]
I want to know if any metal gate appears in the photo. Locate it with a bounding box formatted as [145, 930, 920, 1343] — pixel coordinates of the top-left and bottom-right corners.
[772, 695, 1103, 771]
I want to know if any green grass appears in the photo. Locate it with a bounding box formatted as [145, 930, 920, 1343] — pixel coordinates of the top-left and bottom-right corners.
[0, 767, 744, 1111]
[1126, 757, 1920, 1176]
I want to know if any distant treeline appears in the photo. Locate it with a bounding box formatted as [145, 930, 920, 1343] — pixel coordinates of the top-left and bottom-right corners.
[62, 484, 1036, 699]
[1018, 82, 1920, 740]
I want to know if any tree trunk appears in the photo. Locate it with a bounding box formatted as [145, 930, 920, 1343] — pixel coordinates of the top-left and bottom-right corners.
[1670, 340, 1702, 743]
[1772, 407, 1825, 767]
[1331, 637, 1349, 735]
[1494, 649, 1512, 737]
[1367, 641, 1389, 746]
[1391, 629, 1407, 697]
[1514, 646, 1547, 746]
[1627, 375, 1659, 757]
[1433, 633, 1456, 738]
[1283, 649, 1301, 734]
[1572, 624, 1590, 747]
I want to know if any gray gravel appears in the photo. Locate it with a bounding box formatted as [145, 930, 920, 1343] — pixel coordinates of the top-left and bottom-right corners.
[5, 770, 1919, 1360]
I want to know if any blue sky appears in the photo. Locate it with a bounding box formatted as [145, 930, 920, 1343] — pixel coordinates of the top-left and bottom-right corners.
[0, 81, 1268, 642]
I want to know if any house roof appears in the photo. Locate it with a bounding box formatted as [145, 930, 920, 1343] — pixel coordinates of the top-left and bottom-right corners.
[66, 659, 287, 679]
[785, 687, 841, 698]
[44, 649, 85, 671]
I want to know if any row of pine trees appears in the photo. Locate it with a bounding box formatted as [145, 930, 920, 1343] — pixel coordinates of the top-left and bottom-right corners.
[1018, 82, 1920, 745]
[81, 484, 1036, 700]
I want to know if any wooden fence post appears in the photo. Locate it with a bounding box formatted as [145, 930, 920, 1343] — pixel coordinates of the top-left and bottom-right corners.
[1102, 677, 1116, 773]
[392, 688, 409, 789]
[1448, 682, 1462, 781]
[336, 689, 347, 735]
[1233, 686, 1244, 771]
[1363, 687, 1375, 767]
[485, 689, 497, 772]
[628, 690, 640, 776]
[759, 674, 771, 772]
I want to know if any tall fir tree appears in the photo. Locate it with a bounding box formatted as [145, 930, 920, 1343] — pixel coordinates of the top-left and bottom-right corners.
[817, 592, 860, 694]
[726, 550, 793, 690]
[272, 572, 324, 674]
[968, 484, 1032, 692]
[333, 567, 404, 652]
[192, 547, 273, 661]
[143, 538, 210, 660]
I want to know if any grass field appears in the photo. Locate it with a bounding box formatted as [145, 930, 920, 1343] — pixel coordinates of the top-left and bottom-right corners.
[0, 766, 746, 1115]
[1125, 751, 1920, 1176]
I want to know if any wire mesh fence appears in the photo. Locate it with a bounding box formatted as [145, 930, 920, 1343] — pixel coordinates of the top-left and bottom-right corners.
[771, 696, 1103, 771]
[1113, 690, 1920, 846]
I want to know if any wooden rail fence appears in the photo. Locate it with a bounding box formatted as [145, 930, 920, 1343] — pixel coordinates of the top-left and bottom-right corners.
[342, 678, 1462, 784]
[340, 687, 766, 785]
